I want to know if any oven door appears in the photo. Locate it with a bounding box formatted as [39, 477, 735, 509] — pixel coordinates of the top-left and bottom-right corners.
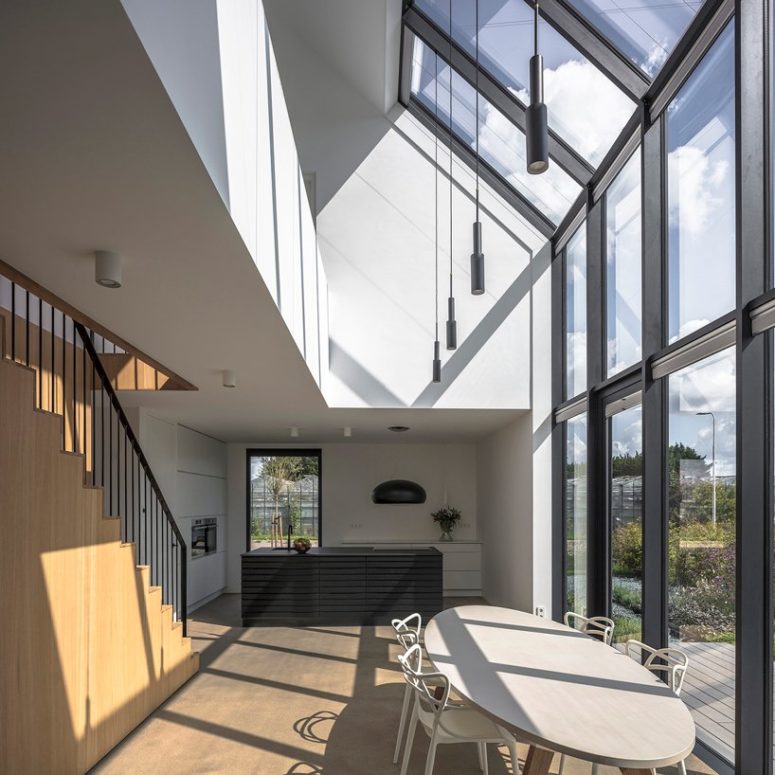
[191, 525, 208, 559]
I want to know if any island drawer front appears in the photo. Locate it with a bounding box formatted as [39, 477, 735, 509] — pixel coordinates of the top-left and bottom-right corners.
[241, 550, 442, 625]
[319, 557, 367, 612]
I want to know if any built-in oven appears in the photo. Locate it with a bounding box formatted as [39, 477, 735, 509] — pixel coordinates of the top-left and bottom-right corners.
[191, 517, 217, 559]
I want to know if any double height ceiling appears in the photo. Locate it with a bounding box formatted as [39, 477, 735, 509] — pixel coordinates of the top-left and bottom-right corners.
[399, 0, 704, 236]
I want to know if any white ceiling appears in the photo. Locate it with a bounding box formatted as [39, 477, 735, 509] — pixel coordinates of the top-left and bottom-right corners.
[0, 0, 524, 443]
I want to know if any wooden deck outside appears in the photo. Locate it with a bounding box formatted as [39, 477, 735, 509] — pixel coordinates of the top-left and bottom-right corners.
[678, 641, 737, 764]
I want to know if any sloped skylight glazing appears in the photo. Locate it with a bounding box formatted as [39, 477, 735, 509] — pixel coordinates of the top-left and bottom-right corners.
[411, 36, 582, 223]
[571, 0, 702, 78]
[414, 0, 635, 165]
[569, 0, 704, 77]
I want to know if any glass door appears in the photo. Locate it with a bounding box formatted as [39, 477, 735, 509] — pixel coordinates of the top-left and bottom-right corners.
[607, 400, 643, 645]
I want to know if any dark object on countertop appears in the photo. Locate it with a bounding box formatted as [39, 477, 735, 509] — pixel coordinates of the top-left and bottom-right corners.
[371, 479, 427, 504]
[293, 537, 311, 553]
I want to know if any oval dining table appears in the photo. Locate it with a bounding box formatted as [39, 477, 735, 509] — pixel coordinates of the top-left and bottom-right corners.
[424, 606, 695, 775]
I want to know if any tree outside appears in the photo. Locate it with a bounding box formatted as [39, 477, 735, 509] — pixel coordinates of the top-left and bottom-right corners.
[249, 454, 320, 548]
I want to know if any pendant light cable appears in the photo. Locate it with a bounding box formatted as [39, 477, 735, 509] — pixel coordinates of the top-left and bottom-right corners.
[475, 0, 480, 222]
[445, 0, 457, 350]
[435, 54, 439, 344]
[470, 0, 485, 296]
[449, 2, 453, 302]
[432, 49, 441, 381]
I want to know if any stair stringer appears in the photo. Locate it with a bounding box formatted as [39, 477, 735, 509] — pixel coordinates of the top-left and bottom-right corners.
[0, 358, 198, 775]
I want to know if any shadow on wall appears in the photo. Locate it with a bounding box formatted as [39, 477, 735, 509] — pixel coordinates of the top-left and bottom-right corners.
[328, 252, 538, 409]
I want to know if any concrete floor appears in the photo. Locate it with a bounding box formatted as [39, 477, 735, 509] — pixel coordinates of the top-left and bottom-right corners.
[91, 594, 717, 775]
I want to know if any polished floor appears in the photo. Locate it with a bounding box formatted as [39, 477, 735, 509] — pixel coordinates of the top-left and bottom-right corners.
[91, 594, 717, 774]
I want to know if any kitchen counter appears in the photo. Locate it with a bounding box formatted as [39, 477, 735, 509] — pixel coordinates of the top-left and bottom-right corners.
[241, 546, 442, 626]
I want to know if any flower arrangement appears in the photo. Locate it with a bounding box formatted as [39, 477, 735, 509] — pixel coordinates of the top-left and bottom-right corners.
[293, 537, 312, 554]
[431, 505, 461, 540]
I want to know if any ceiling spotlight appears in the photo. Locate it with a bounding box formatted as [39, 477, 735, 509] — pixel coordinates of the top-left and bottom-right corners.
[95, 250, 122, 288]
[290, 427, 300, 438]
[222, 369, 236, 388]
[344, 426, 352, 438]
[388, 425, 410, 433]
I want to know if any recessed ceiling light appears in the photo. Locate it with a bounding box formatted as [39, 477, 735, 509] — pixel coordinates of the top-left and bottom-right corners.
[388, 425, 410, 433]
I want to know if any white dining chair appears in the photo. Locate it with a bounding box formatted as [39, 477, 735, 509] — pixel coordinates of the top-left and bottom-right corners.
[625, 640, 690, 775]
[563, 612, 616, 645]
[392, 612, 423, 764]
[398, 643, 521, 775]
[558, 613, 616, 775]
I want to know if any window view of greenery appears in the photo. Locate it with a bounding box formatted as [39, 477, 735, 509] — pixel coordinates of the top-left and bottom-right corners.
[667, 347, 736, 756]
[565, 414, 588, 616]
[249, 453, 320, 548]
[609, 405, 643, 644]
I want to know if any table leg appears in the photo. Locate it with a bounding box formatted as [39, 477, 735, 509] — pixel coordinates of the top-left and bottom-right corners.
[522, 745, 554, 775]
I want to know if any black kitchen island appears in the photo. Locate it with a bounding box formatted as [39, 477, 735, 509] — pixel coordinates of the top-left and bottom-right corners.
[241, 546, 443, 626]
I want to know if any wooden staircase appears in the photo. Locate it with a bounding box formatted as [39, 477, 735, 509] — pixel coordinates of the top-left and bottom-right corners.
[0, 357, 198, 773]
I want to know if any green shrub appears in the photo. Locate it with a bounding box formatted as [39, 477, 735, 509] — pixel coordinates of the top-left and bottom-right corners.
[611, 522, 642, 576]
[612, 583, 642, 615]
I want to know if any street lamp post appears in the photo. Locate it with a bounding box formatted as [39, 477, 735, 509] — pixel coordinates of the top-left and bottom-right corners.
[696, 411, 717, 526]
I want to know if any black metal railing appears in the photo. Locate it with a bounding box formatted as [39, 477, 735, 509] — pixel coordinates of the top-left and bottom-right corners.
[1, 277, 187, 633]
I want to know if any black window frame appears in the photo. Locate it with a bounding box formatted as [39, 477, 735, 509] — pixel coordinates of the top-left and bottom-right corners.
[245, 448, 323, 551]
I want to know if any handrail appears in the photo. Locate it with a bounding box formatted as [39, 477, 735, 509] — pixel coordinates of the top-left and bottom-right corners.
[1, 273, 187, 636]
[75, 322, 188, 633]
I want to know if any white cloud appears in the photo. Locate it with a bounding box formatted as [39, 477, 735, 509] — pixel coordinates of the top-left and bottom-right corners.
[668, 144, 730, 236]
[643, 41, 669, 78]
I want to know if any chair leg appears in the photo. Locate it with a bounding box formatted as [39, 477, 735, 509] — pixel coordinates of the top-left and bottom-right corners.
[591, 764, 600, 775]
[393, 683, 412, 764]
[400, 703, 419, 775]
[423, 733, 438, 775]
[480, 742, 489, 775]
[477, 742, 485, 771]
[558, 753, 565, 775]
[678, 759, 687, 775]
[507, 740, 520, 775]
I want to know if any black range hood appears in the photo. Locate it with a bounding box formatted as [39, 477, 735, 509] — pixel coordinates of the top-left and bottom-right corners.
[371, 480, 427, 504]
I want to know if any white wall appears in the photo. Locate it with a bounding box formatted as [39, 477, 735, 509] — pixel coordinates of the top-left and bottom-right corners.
[477, 415, 534, 611]
[122, 0, 329, 388]
[317, 110, 544, 410]
[135, 412, 228, 611]
[225, 441, 477, 592]
[531, 242, 555, 619]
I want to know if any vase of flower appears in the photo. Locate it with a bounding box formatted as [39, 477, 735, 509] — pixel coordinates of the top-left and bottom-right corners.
[431, 505, 461, 542]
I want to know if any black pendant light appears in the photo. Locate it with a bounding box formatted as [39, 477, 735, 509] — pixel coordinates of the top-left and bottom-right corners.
[526, 1, 549, 175]
[445, 0, 457, 350]
[470, 0, 485, 295]
[432, 53, 442, 383]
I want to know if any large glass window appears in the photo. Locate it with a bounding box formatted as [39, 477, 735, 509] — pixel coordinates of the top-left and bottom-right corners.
[667, 347, 736, 761]
[606, 149, 642, 377]
[565, 226, 587, 399]
[609, 403, 643, 644]
[414, 0, 634, 164]
[247, 451, 321, 549]
[570, 0, 704, 78]
[666, 22, 736, 344]
[565, 413, 588, 616]
[410, 38, 581, 222]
